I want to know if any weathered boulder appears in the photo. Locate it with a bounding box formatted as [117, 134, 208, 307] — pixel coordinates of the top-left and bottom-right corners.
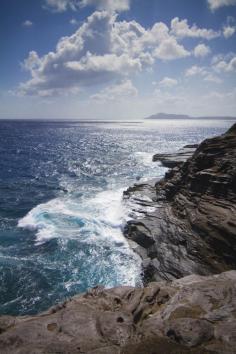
[0, 271, 235, 353]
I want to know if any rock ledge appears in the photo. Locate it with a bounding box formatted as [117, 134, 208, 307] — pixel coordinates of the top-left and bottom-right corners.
[0, 271, 236, 353]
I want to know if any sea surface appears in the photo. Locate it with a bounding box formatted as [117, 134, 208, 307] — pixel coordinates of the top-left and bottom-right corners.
[0, 119, 233, 315]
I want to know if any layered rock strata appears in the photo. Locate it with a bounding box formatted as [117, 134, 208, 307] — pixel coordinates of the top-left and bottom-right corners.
[124, 124, 236, 282]
[153, 144, 198, 168]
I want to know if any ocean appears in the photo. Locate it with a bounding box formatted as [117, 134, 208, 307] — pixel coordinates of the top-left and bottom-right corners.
[0, 119, 232, 315]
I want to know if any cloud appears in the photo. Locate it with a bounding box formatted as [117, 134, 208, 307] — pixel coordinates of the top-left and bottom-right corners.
[208, 0, 236, 11]
[153, 37, 190, 60]
[22, 51, 41, 74]
[22, 20, 33, 27]
[193, 43, 211, 57]
[159, 77, 178, 88]
[171, 17, 220, 40]
[20, 11, 142, 95]
[65, 53, 141, 74]
[79, 0, 130, 12]
[213, 54, 236, 72]
[43, 0, 79, 12]
[44, 0, 130, 12]
[91, 79, 137, 101]
[185, 65, 208, 77]
[223, 25, 236, 38]
[203, 73, 222, 83]
[20, 11, 197, 96]
[185, 65, 222, 83]
[20, 12, 147, 95]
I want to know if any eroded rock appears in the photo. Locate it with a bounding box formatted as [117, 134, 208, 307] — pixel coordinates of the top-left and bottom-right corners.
[0, 271, 235, 353]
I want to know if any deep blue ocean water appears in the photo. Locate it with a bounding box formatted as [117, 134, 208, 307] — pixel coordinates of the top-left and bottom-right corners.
[0, 119, 233, 315]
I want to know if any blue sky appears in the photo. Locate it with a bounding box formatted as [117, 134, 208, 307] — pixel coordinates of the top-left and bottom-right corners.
[1, 0, 236, 119]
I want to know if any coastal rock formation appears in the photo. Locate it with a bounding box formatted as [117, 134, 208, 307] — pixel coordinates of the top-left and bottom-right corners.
[124, 124, 236, 282]
[0, 271, 236, 353]
[153, 144, 198, 168]
[1, 124, 236, 354]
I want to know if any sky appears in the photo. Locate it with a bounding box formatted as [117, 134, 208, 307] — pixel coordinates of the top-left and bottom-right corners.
[1, 0, 236, 119]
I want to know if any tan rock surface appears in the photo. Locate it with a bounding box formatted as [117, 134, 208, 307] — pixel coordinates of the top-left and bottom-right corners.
[0, 271, 236, 353]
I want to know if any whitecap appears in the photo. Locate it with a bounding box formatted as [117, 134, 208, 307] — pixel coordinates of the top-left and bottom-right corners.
[18, 188, 131, 246]
[135, 151, 154, 165]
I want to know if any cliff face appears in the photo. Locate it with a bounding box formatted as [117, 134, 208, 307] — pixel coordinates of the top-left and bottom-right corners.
[0, 271, 236, 354]
[124, 124, 236, 281]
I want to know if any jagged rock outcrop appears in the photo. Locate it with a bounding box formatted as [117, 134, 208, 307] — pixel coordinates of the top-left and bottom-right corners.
[153, 144, 198, 168]
[124, 124, 236, 282]
[0, 271, 236, 353]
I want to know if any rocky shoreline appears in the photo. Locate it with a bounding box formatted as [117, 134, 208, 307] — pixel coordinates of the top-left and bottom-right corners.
[124, 124, 236, 283]
[0, 270, 236, 354]
[0, 124, 236, 353]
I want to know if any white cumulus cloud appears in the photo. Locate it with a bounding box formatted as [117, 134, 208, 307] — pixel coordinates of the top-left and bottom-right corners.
[213, 55, 236, 72]
[223, 25, 236, 38]
[208, 0, 236, 11]
[153, 37, 190, 60]
[20, 11, 199, 96]
[19, 12, 144, 96]
[185, 65, 222, 84]
[159, 77, 178, 88]
[171, 17, 220, 40]
[185, 65, 208, 77]
[65, 52, 141, 74]
[194, 44, 211, 58]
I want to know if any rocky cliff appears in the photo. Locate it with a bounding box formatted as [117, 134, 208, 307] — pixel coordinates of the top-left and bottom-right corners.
[124, 123, 236, 282]
[1, 124, 236, 354]
[0, 271, 236, 353]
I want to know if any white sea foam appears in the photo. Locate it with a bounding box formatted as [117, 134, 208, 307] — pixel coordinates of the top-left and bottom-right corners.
[17, 187, 142, 287]
[18, 188, 130, 246]
[135, 151, 154, 165]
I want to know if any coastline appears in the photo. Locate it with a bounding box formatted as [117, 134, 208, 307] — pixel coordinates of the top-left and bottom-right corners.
[0, 123, 236, 353]
[123, 124, 236, 284]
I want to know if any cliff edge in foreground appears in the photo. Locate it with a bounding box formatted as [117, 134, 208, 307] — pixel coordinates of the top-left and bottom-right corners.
[124, 123, 236, 282]
[0, 271, 236, 353]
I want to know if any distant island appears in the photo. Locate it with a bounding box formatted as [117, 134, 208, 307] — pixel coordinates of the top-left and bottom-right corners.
[145, 112, 236, 120]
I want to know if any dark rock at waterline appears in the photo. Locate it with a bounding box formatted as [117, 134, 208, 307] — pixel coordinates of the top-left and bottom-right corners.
[124, 124, 236, 282]
[152, 144, 198, 168]
[0, 271, 235, 353]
